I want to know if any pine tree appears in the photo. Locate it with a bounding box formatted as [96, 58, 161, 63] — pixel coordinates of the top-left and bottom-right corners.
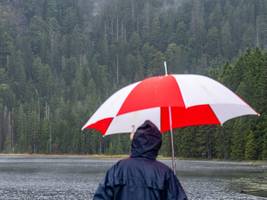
[262, 131, 267, 160]
[245, 131, 257, 160]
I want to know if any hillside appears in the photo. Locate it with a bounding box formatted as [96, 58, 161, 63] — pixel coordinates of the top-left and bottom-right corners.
[0, 0, 266, 159]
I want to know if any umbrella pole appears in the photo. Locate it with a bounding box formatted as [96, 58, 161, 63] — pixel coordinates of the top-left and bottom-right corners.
[170, 126, 176, 175]
[164, 61, 176, 175]
[168, 106, 176, 175]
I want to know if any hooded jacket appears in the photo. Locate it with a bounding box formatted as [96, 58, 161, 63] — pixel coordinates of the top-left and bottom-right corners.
[93, 120, 188, 200]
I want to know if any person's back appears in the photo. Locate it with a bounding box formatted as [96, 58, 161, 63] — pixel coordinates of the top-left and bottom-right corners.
[93, 120, 187, 200]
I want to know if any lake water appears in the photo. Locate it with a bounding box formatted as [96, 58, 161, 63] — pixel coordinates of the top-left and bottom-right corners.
[0, 155, 266, 200]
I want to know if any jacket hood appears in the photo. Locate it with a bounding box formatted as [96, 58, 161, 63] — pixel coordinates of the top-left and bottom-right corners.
[130, 120, 162, 160]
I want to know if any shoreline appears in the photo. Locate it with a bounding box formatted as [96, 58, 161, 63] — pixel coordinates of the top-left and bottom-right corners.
[0, 153, 266, 165]
[0, 153, 129, 159]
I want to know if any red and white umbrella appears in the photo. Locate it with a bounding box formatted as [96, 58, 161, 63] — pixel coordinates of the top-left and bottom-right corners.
[82, 74, 258, 135]
[82, 72, 259, 172]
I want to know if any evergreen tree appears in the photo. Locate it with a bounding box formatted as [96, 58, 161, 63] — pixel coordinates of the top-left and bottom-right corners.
[245, 131, 257, 160]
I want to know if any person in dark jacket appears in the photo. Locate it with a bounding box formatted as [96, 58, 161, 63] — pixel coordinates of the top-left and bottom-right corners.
[93, 120, 188, 200]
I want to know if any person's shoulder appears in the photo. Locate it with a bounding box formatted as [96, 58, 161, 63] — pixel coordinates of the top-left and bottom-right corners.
[154, 160, 173, 173]
[116, 157, 134, 167]
[116, 157, 131, 164]
[154, 159, 169, 167]
[104, 157, 133, 177]
[104, 158, 128, 176]
[114, 158, 172, 173]
[109, 157, 132, 170]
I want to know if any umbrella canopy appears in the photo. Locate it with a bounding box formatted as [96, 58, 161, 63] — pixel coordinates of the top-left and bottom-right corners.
[82, 74, 258, 136]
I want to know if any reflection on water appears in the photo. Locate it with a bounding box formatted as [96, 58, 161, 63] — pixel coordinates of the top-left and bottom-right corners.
[0, 155, 266, 200]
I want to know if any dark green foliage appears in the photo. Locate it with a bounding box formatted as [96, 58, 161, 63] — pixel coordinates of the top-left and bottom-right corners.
[245, 131, 257, 160]
[218, 49, 267, 160]
[0, 0, 266, 160]
[262, 130, 267, 160]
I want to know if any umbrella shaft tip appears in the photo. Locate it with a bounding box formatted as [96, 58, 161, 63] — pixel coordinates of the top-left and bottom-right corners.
[164, 61, 168, 75]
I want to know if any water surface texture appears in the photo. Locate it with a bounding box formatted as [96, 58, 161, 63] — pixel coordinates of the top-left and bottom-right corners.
[0, 155, 266, 200]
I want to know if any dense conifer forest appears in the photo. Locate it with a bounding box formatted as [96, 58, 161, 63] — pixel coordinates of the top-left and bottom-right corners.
[0, 0, 266, 160]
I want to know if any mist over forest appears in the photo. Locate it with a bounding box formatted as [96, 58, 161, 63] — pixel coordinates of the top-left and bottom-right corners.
[0, 0, 266, 160]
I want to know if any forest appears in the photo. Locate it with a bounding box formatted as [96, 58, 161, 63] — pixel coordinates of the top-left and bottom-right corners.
[0, 0, 266, 160]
